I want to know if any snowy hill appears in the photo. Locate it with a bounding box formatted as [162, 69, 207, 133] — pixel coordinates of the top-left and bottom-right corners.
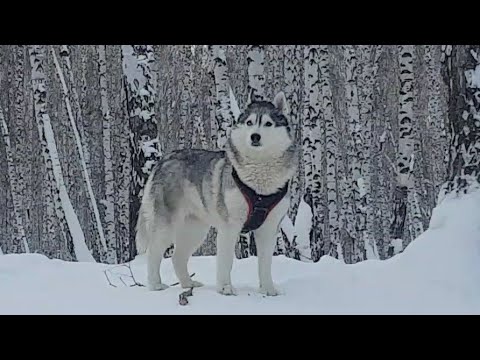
[1, 189, 480, 315]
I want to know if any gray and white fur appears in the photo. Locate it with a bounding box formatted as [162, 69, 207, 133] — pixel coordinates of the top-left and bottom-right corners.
[135, 92, 298, 296]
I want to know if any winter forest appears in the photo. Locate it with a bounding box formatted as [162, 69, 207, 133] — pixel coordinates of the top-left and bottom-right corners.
[0, 45, 479, 267]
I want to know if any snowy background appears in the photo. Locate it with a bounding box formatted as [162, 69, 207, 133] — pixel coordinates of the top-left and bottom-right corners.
[0, 45, 479, 314]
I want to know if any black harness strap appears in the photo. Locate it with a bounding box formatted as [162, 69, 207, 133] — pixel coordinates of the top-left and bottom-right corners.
[232, 167, 288, 233]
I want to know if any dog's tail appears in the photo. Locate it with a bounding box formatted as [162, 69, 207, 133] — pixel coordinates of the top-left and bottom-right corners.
[135, 179, 155, 255]
[135, 204, 150, 255]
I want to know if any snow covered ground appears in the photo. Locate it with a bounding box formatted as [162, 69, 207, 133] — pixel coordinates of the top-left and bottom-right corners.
[1, 189, 480, 315]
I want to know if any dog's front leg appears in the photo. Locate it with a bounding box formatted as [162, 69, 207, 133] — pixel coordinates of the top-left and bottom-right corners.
[216, 227, 239, 295]
[254, 219, 281, 296]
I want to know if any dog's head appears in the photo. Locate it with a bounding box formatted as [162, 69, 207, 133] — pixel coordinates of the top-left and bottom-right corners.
[230, 91, 293, 159]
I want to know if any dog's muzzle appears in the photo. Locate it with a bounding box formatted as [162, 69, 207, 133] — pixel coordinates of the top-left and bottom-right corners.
[250, 133, 261, 147]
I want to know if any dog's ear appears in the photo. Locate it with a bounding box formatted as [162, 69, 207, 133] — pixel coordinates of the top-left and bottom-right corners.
[229, 86, 241, 122]
[246, 87, 256, 105]
[273, 91, 289, 116]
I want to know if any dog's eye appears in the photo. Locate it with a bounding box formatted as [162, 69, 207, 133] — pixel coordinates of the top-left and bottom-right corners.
[265, 122, 273, 127]
[246, 120, 253, 126]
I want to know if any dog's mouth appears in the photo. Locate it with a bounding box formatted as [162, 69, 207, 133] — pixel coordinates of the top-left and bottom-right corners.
[251, 141, 262, 147]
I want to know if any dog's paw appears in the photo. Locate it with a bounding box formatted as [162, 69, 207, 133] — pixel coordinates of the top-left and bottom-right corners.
[259, 284, 282, 296]
[217, 284, 237, 296]
[148, 282, 169, 291]
[181, 280, 204, 289]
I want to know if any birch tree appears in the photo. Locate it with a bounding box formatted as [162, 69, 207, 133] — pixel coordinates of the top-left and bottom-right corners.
[190, 46, 209, 150]
[373, 46, 400, 258]
[11, 46, 28, 218]
[424, 45, 448, 190]
[60, 46, 90, 174]
[50, 46, 109, 262]
[78, 46, 91, 170]
[319, 45, 341, 259]
[342, 45, 365, 263]
[29, 45, 94, 262]
[247, 45, 266, 100]
[390, 45, 420, 248]
[8, 45, 31, 244]
[178, 45, 193, 149]
[284, 45, 304, 225]
[158, 45, 179, 154]
[96, 45, 118, 263]
[117, 62, 133, 261]
[209, 45, 234, 149]
[440, 45, 480, 197]
[227, 45, 249, 111]
[266, 45, 284, 99]
[122, 45, 160, 254]
[302, 45, 323, 261]
[358, 45, 382, 259]
[0, 105, 29, 253]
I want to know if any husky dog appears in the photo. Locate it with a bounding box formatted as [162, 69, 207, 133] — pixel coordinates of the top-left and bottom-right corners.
[135, 92, 298, 296]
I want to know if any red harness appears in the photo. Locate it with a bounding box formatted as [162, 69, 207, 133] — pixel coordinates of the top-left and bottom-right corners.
[232, 167, 289, 233]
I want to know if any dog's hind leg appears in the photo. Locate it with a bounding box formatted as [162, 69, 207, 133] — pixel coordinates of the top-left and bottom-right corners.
[147, 224, 173, 291]
[172, 219, 209, 289]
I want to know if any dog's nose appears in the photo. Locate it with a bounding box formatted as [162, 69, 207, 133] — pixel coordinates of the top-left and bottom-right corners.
[251, 133, 261, 143]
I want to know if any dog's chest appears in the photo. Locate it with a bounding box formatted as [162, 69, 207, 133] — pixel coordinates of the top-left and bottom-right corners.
[238, 162, 290, 195]
[223, 187, 249, 224]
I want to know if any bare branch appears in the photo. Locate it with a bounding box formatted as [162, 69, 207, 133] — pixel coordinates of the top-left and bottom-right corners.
[125, 262, 145, 287]
[103, 269, 117, 288]
[102, 262, 195, 288]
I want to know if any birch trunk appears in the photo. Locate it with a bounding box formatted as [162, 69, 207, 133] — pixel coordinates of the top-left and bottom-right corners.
[342, 45, 364, 263]
[12, 46, 27, 217]
[390, 45, 416, 245]
[266, 45, 284, 99]
[425, 45, 448, 196]
[11, 45, 30, 244]
[118, 73, 132, 261]
[319, 45, 340, 259]
[78, 46, 91, 169]
[29, 45, 94, 262]
[247, 45, 266, 101]
[0, 105, 29, 253]
[50, 46, 109, 262]
[179, 45, 193, 149]
[284, 45, 304, 225]
[209, 45, 233, 150]
[358, 45, 382, 259]
[122, 45, 160, 255]
[440, 45, 480, 196]
[97, 45, 118, 263]
[302, 45, 323, 261]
